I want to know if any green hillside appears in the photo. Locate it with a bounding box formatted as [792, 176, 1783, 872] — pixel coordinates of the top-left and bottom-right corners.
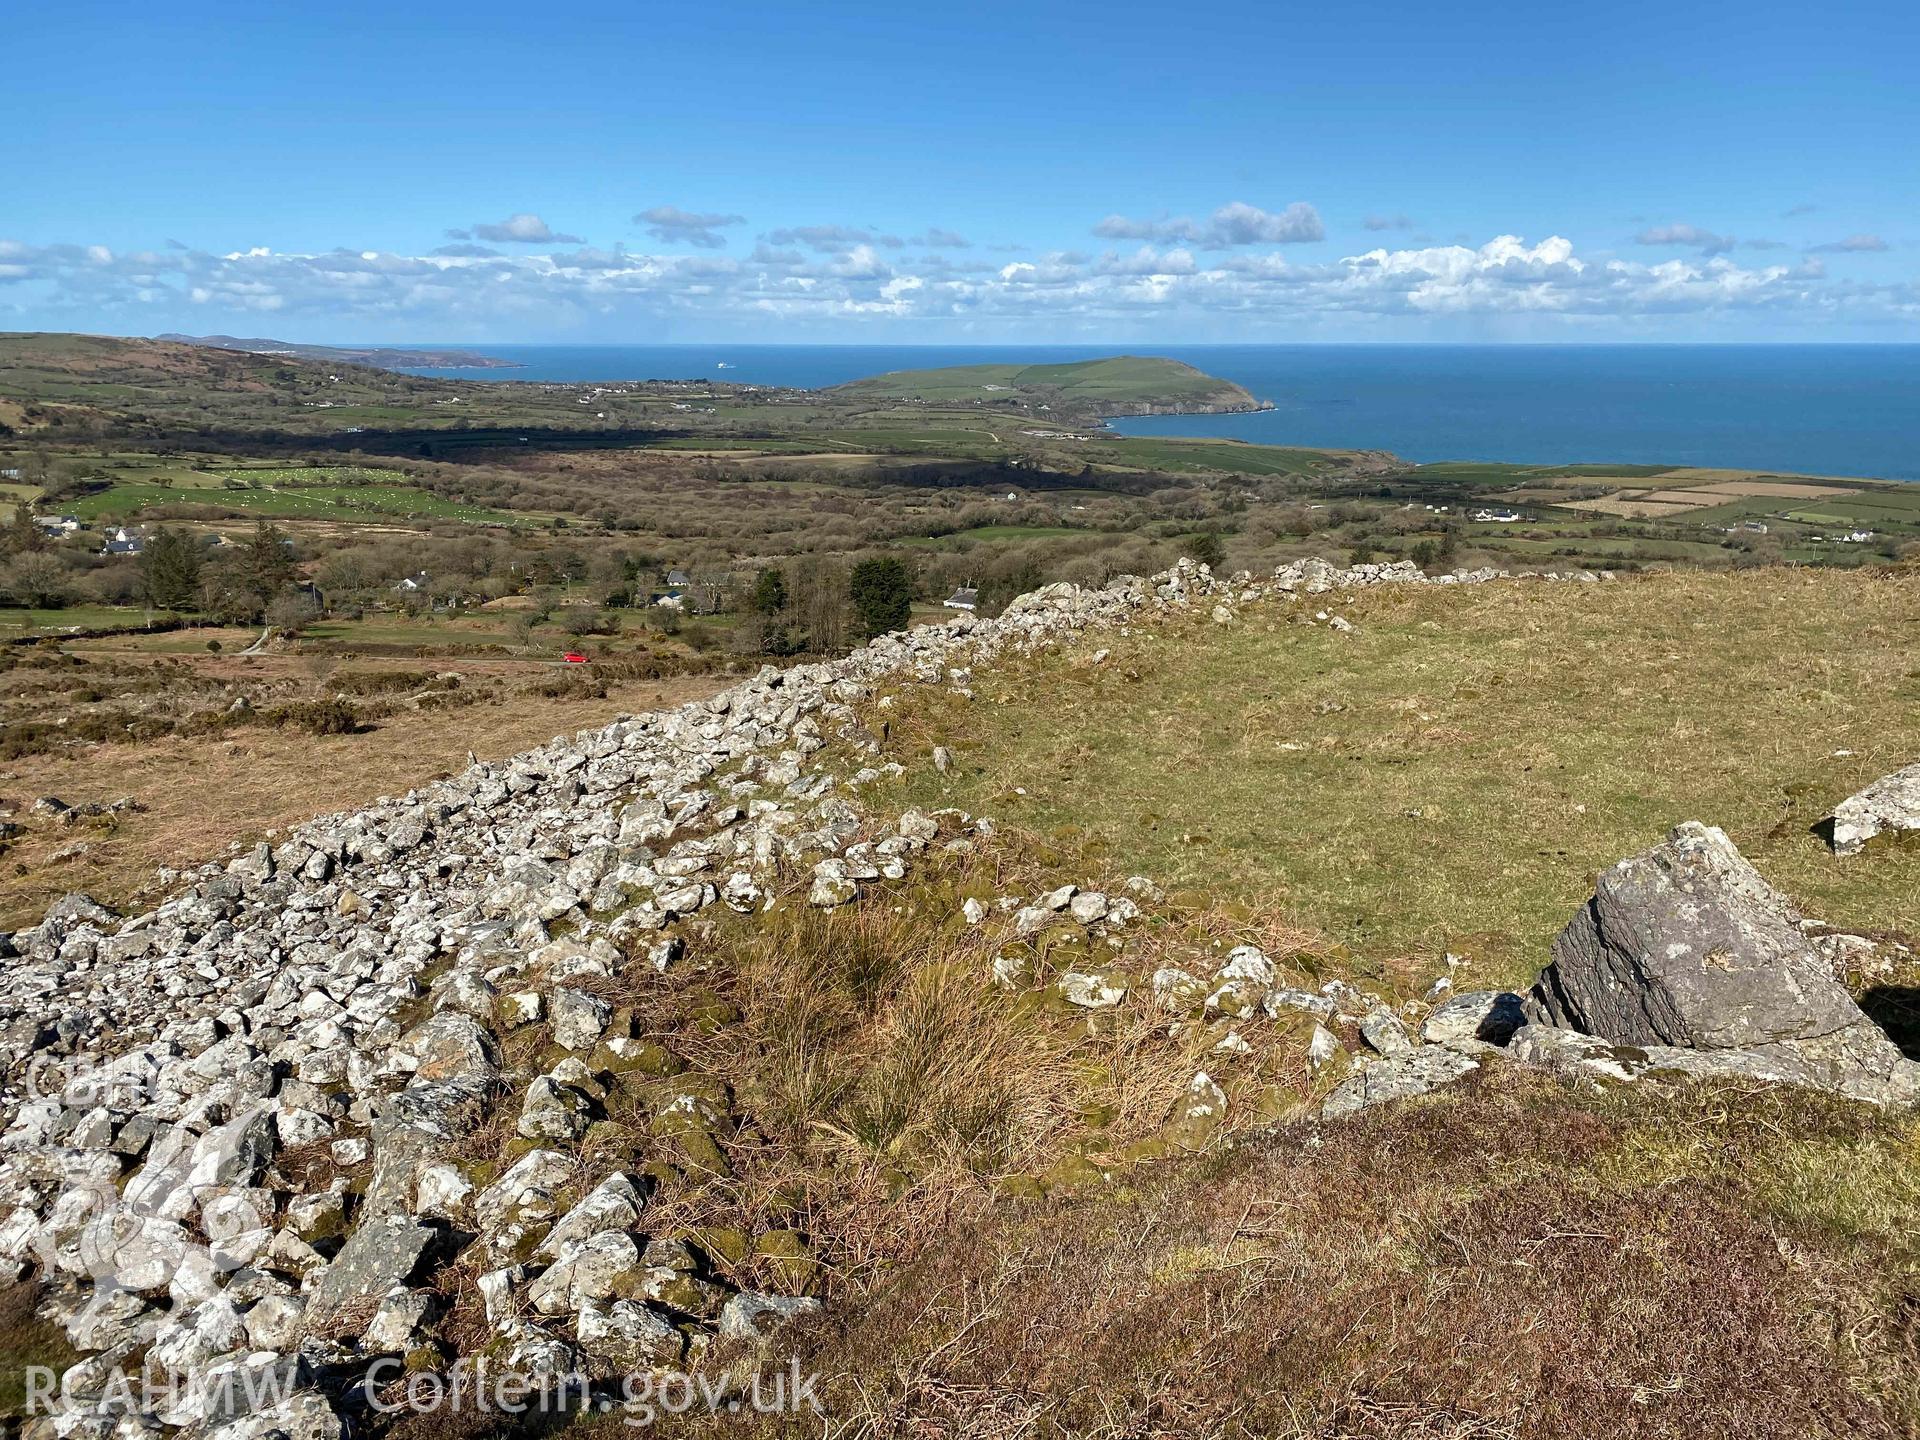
[829, 355, 1261, 413]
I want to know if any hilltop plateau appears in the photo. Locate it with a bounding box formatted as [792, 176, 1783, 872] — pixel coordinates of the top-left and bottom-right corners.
[826, 355, 1266, 418]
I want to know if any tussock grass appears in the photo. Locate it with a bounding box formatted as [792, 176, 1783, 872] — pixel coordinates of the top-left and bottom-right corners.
[572, 849, 1335, 1303]
[877, 569, 1920, 989]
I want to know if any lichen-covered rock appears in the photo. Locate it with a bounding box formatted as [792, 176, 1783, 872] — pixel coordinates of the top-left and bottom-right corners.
[1321, 1047, 1480, 1118]
[1055, 970, 1126, 1009]
[717, 1291, 821, 1342]
[1824, 762, 1920, 856]
[400, 1012, 500, 1088]
[1533, 822, 1860, 1048]
[303, 1218, 436, 1332]
[1163, 1071, 1229, 1149]
[577, 1298, 682, 1375]
[475, 1149, 576, 1232]
[527, 1230, 644, 1316]
[536, 1173, 645, 1260]
[548, 988, 612, 1052]
[1528, 822, 1917, 1104]
[1359, 1006, 1415, 1056]
[198, 1390, 344, 1440]
[517, 1076, 594, 1141]
[1422, 991, 1527, 1047]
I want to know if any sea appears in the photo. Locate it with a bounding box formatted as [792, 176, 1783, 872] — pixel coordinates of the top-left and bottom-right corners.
[401, 344, 1920, 481]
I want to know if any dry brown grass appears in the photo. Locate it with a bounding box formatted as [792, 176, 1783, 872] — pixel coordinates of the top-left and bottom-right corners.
[556, 845, 1341, 1305]
[0, 673, 727, 927]
[1562, 495, 1707, 518]
[1564, 478, 1865, 518]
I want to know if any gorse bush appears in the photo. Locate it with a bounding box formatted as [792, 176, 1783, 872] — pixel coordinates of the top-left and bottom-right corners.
[264, 695, 359, 735]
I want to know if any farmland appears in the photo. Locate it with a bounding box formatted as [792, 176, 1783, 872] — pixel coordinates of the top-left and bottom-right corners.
[61, 465, 528, 526]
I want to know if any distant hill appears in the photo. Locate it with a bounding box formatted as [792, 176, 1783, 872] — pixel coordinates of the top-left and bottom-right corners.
[830, 355, 1265, 418]
[157, 333, 521, 370]
[0, 331, 492, 438]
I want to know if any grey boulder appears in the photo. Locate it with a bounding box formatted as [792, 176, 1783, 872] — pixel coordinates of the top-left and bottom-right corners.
[1529, 822, 1917, 1104]
[1321, 1047, 1481, 1118]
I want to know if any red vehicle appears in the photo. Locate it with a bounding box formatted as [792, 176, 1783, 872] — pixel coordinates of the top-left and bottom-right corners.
[561, 652, 589, 665]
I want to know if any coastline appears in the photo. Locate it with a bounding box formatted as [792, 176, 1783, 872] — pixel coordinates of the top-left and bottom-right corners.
[361, 343, 1920, 482]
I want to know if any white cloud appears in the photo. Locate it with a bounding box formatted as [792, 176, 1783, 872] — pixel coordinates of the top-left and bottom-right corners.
[827, 244, 892, 281]
[0, 227, 1908, 337]
[1094, 201, 1324, 248]
[1095, 246, 1197, 277]
[763, 225, 903, 253]
[464, 213, 584, 245]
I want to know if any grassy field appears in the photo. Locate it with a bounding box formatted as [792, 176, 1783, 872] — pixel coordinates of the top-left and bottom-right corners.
[874, 569, 1920, 988]
[0, 604, 185, 634]
[829, 355, 1257, 411]
[1091, 434, 1347, 476]
[64, 475, 524, 525]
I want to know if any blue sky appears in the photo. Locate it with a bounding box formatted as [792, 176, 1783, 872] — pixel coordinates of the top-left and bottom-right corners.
[5, 0, 1916, 342]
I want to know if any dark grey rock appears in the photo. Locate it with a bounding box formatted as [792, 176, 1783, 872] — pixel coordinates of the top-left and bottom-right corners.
[1531, 822, 1863, 1048]
[1529, 822, 1918, 1105]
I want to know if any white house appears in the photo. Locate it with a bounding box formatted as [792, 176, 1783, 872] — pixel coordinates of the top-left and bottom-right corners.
[944, 586, 979, 612]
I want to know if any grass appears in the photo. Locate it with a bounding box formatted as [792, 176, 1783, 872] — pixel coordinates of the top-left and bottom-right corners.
[0, 604, 186, 634]
[677, 1074, 1920, 1439]
[0, 1281, 77, 1422]
[872, 568, 1920, 988]
[1092, 435, 1342, 476]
